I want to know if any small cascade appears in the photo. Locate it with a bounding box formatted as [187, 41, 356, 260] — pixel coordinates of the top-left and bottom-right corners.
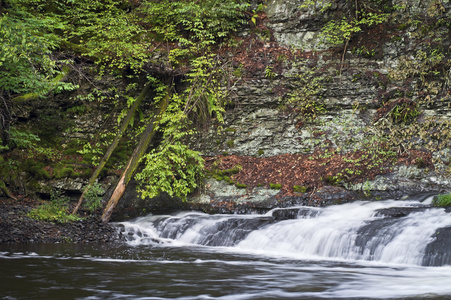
[117, 198, 451, 266]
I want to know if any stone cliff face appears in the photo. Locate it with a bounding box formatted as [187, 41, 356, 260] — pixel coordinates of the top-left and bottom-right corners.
[187, 0, 451, 211]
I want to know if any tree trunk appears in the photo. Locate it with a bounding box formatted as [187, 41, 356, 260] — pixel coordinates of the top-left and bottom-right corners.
[0, 181, 17, 201]
[101, 88, 170, 223]
[72, 83, 152, 214]
[0, 94, 11, 146]
[12, 66, 70, 104]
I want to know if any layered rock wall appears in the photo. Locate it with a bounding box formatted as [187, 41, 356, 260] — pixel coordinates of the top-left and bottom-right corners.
[188, 0, 451, 210]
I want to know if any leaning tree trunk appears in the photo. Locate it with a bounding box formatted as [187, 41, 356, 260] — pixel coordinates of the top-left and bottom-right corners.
[0, 93, 11, 146]
[11, 66, 70, 104]
[0, 181, 17, 201]
[101, 88, 170, 223]
[72, 83, 152, 214]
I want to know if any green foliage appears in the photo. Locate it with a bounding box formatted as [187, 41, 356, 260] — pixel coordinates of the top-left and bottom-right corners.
[139, 0, 249, 46]
[265, 66, 277, 79]
[390, 48, 446, 92]
[1, 0, 251, 205]
[213, 174, 224, 181]
[54, 167, 73, 179]
[325, 12, 389, 44]
[135, 36, 235, 199]
[321, 17, 364, 45]
[352, 46, 376, 58]
[0, 0, 64, 95]
[84, 183, 104, 212]
[183, 54, 227, 125]
[286, 69, 326, 125]
[8, 128, 40, 149]
[63, 0, 150, 73]
[300, 0, 332, 13]
[28, 190, 80, 223]
[301, 0, 399, 45]
[322, 175, 342, 185]
[136, 142, 205, 200]
[251, 3, 266, 25]
[390, 101, 420, 124]
[432, 193, 451, 207]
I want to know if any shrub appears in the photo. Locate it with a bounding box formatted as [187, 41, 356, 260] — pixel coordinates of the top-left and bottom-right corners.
[84, 183, 104, 212]
[432, 193, 451, 207]
[28, 190, 80, 223]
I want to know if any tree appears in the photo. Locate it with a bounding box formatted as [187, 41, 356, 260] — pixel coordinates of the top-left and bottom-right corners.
[1, 0, 250, 218]
[0, 0, 69, 146]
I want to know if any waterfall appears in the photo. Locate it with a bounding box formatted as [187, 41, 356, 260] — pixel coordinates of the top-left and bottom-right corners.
[117, 197, 451, 266]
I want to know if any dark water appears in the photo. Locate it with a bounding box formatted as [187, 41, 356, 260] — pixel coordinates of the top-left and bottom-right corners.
[2, 198, 451, 299]
[2, 243, 451, 300]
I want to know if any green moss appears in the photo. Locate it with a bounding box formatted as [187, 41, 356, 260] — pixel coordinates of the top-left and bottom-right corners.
[221, 164, 242, 176]
[221, 176, 234, 185]
[398, 23, 408, 30]
[432, 194, 451, 207]
[63, 148, 79, 155]
[66, 105, 87, 115]
[269, 183, 281, 190]
[54, 167, 74, 179]
[70, 171, 82, 178]
[235, 183, 247, 189]
[222, 151, 229, 156]
[225, 127, 236, 133]
[80, 168, 93, 179]
[82, 153, 95, 165]
[12, 92, 39, 103]
[213, 174, 224, 181]
[24, 160, 51, 180]
[258, 149, 264, 156]
[293, 185, 307, 193]
[26, 179, 43, 192]
[34, 107, 75, 146]
[227, 140, 234, 148]
[351, 73, 362, 82]
[112, 145, 131, 161]
[209, 164, 242, 183]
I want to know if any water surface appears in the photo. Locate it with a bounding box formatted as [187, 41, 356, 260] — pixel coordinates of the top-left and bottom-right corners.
[2, 197, 451, 299]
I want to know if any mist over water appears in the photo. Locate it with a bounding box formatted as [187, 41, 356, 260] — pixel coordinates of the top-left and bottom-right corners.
[2, 196, 451, 299]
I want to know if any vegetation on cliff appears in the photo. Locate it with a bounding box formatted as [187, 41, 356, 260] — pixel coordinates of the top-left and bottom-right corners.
[0, 0, 252, 220]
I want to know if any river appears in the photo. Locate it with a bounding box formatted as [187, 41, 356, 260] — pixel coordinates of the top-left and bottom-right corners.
[1, 196, 451, 299]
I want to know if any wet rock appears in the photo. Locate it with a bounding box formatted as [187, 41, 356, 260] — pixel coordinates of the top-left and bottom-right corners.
[423, 226, 451, 266]
[374, 207, 430, 218]
[109, 180, 190, 222]
[271, 207, 320, 220]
